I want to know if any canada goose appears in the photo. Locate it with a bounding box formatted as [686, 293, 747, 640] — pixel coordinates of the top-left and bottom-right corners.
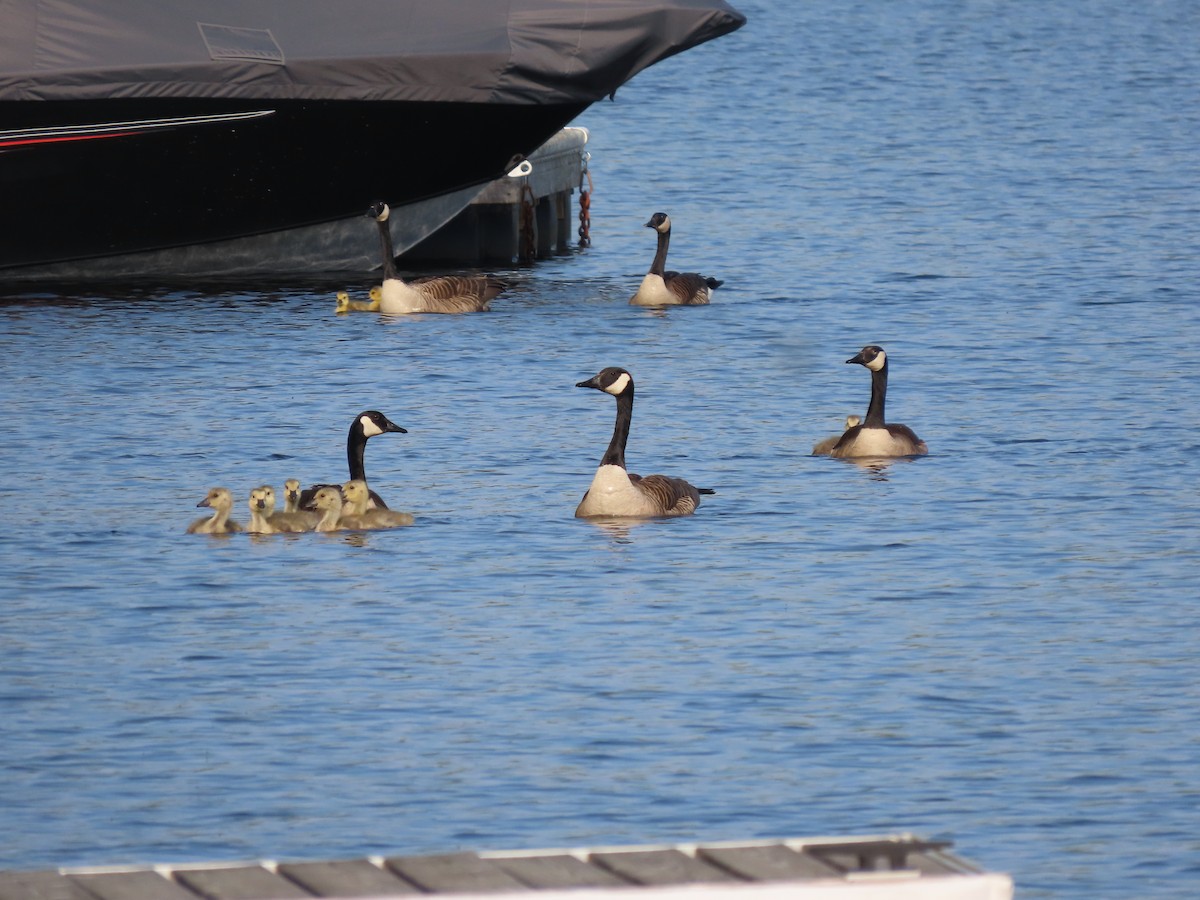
[283, 479, 304, 514]
[368, 201, 504, 314]
[831, 345, 928, 458]
[248, 485, 318, 533]
[574, 366, 711, 518]
[630, 212, 722, 306]
[335, 287, 382, 313]
[186, 487, 243, 534]
[246, 486, 280, 534]
[811, 414, 863, 456]
[307, 486, 348, 532]
[340, 479, 414, 529]
[298, 410, 406, 510]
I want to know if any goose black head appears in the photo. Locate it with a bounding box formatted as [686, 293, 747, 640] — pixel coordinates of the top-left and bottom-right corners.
[847, 344, 888, 372]
[367, 201, 390, 222]
[356, 410, 407, 438]
[577, 366, 634, 397]
[644, 212, 671, 233]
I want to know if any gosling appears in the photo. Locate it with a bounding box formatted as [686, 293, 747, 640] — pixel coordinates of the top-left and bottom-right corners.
[186, 487, 243, 534]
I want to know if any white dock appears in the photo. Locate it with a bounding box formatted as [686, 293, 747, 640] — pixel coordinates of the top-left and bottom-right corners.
[0, 836, 1012, 900]
[402, 127, 590, 264]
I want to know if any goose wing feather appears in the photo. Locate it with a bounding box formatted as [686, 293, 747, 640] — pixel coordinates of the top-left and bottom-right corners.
[664, 272, 716, 305]
[629, 472, 703, 517]
[410, 275, 504, 312]
[888, 423, 928, 455]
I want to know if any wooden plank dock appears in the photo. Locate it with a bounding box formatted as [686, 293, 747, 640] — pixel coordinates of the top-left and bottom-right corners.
[0, 836, 1011, 900]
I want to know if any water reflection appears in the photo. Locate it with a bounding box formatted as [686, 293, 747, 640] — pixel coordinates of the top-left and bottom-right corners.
[580, 516, 658, 543]
[833, 455, 925, 481]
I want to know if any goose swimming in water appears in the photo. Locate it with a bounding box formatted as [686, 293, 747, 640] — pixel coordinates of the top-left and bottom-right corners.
[247, 485, 317, 533]
[298, 410, 406, 510]
[283, 479, 304, 514]
[186, 487, 243, 534]
[340, 479, 414, 529]
[246, 486, 280, 534]
[831, 345, 928, 458]
[307, 486, 349, 532]
[630, 212, 722, 306]
[368, 201, 504, 314]
[811, 414, 862, 456]
[335, 287, 382, 313]
[574, 366, 712, 518]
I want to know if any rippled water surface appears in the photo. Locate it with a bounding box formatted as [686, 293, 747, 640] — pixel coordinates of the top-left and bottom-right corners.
[3, 2, 1199, 897]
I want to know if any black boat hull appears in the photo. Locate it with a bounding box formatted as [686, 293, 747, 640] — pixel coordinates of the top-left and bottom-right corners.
[0, 98, 586, 273]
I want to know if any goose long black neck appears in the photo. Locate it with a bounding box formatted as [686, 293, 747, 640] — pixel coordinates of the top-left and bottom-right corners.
[602, 388, 634, 469]
[347, 423, 368, 481]
[375, 217, 399, 281]
[649, 228, 671, 277]
[864, 362, 888, 427]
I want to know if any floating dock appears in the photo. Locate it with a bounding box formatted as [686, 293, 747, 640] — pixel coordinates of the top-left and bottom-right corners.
[0, 835, 1011, 900]
[402, 127, 590, 264]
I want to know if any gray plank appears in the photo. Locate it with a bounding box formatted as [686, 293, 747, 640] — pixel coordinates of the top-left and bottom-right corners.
[172, 867, 312, 900]
[278, 860, 420, 897]
[72, 871, 198, 900]
[488, 855, 630, 889]
[696, 846, 841, 882]
[904, 852, 963, 876]
[0, 871, 98, 900]
[384, 853, 525, 894]
[804, 839, 952, 874]
[588, 850, 741, 886]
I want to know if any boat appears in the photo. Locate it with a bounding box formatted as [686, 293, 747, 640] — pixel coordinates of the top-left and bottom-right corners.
[0, 0, 745, 279]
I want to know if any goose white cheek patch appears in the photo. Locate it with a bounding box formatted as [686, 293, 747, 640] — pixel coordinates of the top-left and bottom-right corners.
[605, 373, 632, 395]
[865, 351, 887, 371]
[360, 416, 385, 437]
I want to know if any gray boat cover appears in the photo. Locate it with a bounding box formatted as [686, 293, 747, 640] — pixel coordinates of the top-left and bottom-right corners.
[0, 0, 744, 105]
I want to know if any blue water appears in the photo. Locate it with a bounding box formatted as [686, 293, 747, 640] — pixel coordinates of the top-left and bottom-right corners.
[2, 2, 1199, 897]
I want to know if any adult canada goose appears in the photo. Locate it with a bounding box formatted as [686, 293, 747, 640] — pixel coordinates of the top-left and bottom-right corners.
[341, 479, 415, 529]
[186, 487, 243, 534]
[298, 410, 406, 510]
[811, 414, 862, 456]
[831, 345, 928, 458]
[630, 212, 722, 306]
[574, 366, 712, 518]
[335, 287, 382, 313]
[368, 201, 504, 314]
